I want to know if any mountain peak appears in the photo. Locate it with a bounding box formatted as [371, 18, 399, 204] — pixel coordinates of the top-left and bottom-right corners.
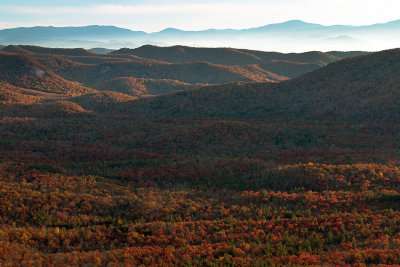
[158, 28, 184, 33]
[281, 20, 309, 25]
[252, 20, 321, 31]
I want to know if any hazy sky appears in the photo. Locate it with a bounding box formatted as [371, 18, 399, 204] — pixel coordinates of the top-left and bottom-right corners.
[1, 0, 400, 31]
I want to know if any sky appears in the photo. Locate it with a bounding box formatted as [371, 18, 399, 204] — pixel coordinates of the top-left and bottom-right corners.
[1, 0, 400, 32]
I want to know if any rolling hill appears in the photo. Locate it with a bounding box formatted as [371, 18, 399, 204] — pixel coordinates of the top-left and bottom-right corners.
[1, 100, 90, 118]
[0, 45, 297, 96]
[117, 48, 400, 122]
[1, 46, 398, 163]
[89, 48, 116, 54]
[0, 44, 373, 101]
[112, 45, 264, 65]
[67, 91, 136, 112]
[112, 45, 365, 66]
[1, 82, 45, 103]
[241, 49, 340, 65]
[0, 81, 63, 103]
[112, 45, 367, 78]
[0, 52, 93, 95]
[36, 56, 287, 94]
[2, 45, 97, 56]
[80, 60, 284, 84]
[95, 77, 198, 96]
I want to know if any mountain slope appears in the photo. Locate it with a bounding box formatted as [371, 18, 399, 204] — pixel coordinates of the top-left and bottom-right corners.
[327, 51, 370, 58]
[96, 77, 198, 96]
[89, 60, 285, 83]
[117, 49, 400, 122]
[1, 100, 90, 118]
[112, 45, 263, 65]
[0, 45, 291, 96]
[258, 60, 322, 79]
[67, 91, 136, 112]
[112, 45, 351, 66]
[2, 45, 96, 56]
[0, 52, 93, 95]
[89, 48, 116, 54]
[112, 45, 366, 78]
[0, 44, 372, 100]
[38, 57, 286, 90]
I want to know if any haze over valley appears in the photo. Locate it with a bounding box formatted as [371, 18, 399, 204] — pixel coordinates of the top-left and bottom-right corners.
[1, 20, 400, 52]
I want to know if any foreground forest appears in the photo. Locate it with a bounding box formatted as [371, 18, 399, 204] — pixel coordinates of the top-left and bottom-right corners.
[1, 45, 400, 266]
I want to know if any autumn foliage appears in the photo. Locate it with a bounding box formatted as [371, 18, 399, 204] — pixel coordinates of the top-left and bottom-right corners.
[1, 45, 400, 265]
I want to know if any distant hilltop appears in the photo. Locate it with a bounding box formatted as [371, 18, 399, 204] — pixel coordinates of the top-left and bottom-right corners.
[0, 20, 400, 52]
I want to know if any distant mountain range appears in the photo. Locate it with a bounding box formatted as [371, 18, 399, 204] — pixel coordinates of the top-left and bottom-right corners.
[0, 20, 400, 52]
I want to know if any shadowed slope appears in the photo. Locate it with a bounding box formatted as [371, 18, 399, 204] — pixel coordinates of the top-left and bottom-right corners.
[112, 45, 367, 79]
[96, 77, 198, 96]
[242, 49, 340, 65]
[117, 49, 400, 122]
[2, 45, 96, 56]
[112, 45, 263, 65]
[327, 51, 370, 58]
[1, 100, 90, 118]
[89, 48, 116, 54]
[68, 91, 136, 112]
[39, 58, 286, 88]
[114, 45, 359, 66]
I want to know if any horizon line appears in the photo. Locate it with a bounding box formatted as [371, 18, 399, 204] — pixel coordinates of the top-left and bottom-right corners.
[1, 18, 399, 33]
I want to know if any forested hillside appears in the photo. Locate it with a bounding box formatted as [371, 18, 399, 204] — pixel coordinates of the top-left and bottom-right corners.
[0, 52, 93, 95]
[118, 49, 400, 123]
[0, 45, 365, 97]
[2, 45, 97, 56]
[2, 46, 400, 265]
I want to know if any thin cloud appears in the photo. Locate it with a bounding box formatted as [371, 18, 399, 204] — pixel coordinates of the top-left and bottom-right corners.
[4, 4, 243, 15]
[2, 1, 400, 32]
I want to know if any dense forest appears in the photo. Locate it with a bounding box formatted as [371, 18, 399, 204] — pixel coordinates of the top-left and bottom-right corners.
[1, 45, 400, 265]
